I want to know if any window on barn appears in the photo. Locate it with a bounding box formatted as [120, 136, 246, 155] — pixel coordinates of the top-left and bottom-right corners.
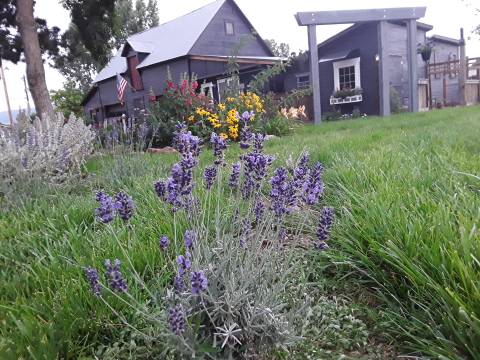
[127, 55, 143, 91]
[296, 73, 310, 89]
[333, 57, 361, 91]
[225, 21, 234, 35]
[201, 82, 214, 99]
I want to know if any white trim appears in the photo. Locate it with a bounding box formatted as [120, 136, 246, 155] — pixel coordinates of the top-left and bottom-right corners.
[295, 73, 310, 89]
[201, 82, 214, 99]
[333, 57, 361, 91]
[330, 94, 363, 105]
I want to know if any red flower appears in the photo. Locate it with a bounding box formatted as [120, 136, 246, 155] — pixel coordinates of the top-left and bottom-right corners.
[167, 80, 175, 89]
[191, 81, 198, 91]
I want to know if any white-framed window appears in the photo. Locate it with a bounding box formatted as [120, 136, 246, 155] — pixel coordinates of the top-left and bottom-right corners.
[201, 82, 214, 99]
[296, 73, 310, 89]
[225, 21, 234, 35]
[333, 57, 361, 91]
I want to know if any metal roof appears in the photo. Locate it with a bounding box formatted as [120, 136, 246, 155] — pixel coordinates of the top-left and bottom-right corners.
[429, 34, 461, 46]
[94, 0, 226, 83]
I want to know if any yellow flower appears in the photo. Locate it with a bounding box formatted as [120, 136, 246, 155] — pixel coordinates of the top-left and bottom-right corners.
[226, 97, 235, 103]
[226, 109, 238, 126]
[228, 125, 239, 140]
[218, 103, 226, 111]
[187, 115, 195, 122]
[219, 132, 228, 140]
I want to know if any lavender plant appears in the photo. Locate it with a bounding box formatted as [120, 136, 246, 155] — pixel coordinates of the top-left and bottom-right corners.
[82, 127, 334, 358]
[0, 113, 94, 183]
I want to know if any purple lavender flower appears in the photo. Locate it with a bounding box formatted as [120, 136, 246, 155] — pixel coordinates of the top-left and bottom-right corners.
[159, 235, 169, 251]
[317, 207, 334, 243]
[239, 121, 252, 149]
[154, 180, 167, 200]
[168, 304, 186, 335]
[84, 267, 101, 296]
[173, 274, 185, 292]
[252, 133, 266, 153]
[184, 230, 196, 250]
[176, 254, 191, 276]
[157, 128, 201, 212]
[240, 219, 252, 248]
[229, 162, 241, 190]
[204, 165, 217, 190]
[174, 129, 200, 157]
[270, 167, 294, 219]
[254, 198, 265, 223]
[190, 271, 208, 295]
[293, 152, 310, 192]
[94, 191, 116, 223]
[315, 242, 330, 251]
[210, 132, 227, 165]
[114, 192, 135, 221]
[279, 227, 287, 242]
[241, 111, 255, 122]
[302, 162, 324, 206]
[241, 151, 274, 198]
[104, 259, 128, 293]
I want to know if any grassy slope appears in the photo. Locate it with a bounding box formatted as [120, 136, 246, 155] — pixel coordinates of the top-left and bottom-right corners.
[1, 106, 479, 358]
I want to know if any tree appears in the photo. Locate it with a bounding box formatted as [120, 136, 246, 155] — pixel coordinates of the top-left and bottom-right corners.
[145, 0, 159, 28]
[0, 0, 60, 63]
[61, 0, 117, 68]
[55, 0, 160, 94]
[265, 39, 291, 58]
[16, 0, 54, 118]
[51, 81, 84, 118]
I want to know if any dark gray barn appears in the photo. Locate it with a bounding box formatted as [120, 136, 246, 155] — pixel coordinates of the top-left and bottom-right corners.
[82, 0, 281, 122]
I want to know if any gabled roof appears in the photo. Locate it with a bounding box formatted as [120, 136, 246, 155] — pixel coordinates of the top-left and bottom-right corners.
[429, 34, 461, 46]
[317, 20, 433, 50]
[94, 0, 226, 83]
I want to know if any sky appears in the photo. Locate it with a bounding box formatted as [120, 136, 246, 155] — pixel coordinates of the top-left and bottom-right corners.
[1, 0, 479, 113]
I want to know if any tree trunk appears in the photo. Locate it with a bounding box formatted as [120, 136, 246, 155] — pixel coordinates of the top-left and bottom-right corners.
[16, 0, 54, 119]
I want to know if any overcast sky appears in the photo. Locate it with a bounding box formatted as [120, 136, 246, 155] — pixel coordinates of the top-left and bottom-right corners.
[1, 0, 479, 113]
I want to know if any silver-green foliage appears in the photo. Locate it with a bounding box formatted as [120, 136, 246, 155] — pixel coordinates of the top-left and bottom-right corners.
[0, 113, 94, 182]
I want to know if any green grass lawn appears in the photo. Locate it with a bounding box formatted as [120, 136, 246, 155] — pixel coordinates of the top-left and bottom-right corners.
[1, 106, 479, 359]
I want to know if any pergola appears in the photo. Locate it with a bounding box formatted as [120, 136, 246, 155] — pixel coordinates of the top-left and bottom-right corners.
[295, 7, 427, 124]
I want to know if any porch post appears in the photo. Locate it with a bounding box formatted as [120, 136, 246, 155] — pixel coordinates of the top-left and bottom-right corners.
[308, 25, 322, 124]
[407, 19, 419, 112]
[459, 28, 467, 106]
[378, 20, 390, 116]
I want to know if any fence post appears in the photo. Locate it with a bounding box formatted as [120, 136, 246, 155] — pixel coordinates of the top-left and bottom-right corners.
[459, 28, 467, 106]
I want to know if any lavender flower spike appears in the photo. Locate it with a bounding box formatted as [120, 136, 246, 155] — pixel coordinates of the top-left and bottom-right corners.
[168, 304, 186, 335]
[154, 180, 167, 200]
[204, 165, 217, 190]
[176, 254, 191, 275]
[190, 271, 208, 295]
[94, 191, 116, 223]
[115, 192, 135, 221]
[303, 162, 324, 206]
[84, 267, 101, 296]
[184, 230, 196, 250]
[104, 259, 128, 293]
[159, 235, 169, 251]
[229, 162, 241, 190]
[316, 207, 334, 250]
[210, 132, 227, 165]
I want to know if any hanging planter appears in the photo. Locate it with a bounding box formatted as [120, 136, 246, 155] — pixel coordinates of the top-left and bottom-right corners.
[417, 43, 433, 63]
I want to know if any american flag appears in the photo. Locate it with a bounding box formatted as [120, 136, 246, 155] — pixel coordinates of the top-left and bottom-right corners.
[116, 73, 128, 106]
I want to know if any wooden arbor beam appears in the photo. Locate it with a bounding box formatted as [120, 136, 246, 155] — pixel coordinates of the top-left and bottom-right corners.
[295, 7, 426, 123]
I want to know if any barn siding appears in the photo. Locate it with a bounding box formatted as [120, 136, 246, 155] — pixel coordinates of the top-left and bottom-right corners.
[189, 0, 271, 57]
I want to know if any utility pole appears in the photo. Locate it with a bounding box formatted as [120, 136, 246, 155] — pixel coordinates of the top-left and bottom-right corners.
[0, 54, 14, 126]
[23, 75, 31, 115]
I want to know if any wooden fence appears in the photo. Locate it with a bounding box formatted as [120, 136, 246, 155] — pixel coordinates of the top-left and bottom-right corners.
[427, 56, 480, 107]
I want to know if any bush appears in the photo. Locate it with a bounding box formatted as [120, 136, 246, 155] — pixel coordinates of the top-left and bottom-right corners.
[0, 113, 94, 183]
[82, 128, 334, 358]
